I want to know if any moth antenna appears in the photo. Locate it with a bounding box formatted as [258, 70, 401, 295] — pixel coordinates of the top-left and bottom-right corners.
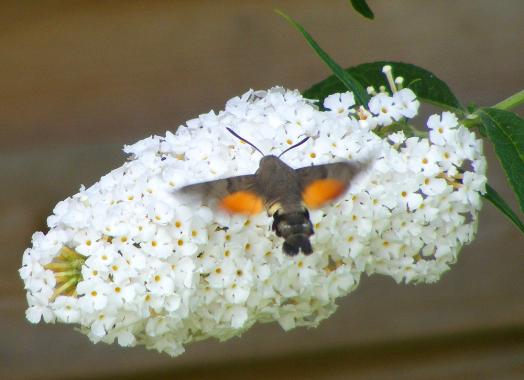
[278, 136, 310, 158]
[226, 127, 265, 156]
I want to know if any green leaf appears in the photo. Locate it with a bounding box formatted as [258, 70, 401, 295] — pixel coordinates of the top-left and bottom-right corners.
[479, 108, 524, 214]
[483, 184, 524, 234]
[349, 0, 374, 19]
[303, 61, 463, 112]
[276, 10, 369, 106]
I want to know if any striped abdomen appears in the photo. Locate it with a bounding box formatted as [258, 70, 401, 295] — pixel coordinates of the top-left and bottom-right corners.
[271, 209, 314, 256]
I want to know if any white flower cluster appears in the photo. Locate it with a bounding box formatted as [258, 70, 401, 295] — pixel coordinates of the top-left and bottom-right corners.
[20, 86, 486, 356]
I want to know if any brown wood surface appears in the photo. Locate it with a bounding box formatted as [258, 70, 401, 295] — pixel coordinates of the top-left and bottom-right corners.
[1, 1, 523, 379]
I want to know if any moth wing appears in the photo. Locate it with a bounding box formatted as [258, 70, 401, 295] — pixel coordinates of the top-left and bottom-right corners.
[178, 175, 264, 215]
[296, 162, 365, 208]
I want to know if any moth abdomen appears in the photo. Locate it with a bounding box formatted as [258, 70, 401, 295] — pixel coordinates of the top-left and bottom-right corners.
[272, 210, 314, 256]
[283, 235, 312, 256]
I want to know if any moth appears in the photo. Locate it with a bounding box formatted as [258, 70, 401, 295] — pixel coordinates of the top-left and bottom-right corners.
[179, 128, 366, 256]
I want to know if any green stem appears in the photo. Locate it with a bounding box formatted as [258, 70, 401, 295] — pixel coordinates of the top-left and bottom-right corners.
[462, 89, 524, 130]
[493, 89, 524, 111]
[44, 262, 72, 270]
[461, 115, 482, 129]
[54, 270, 81, 278]
[51, 277, 78, 300]
[408, 125, 428, 138]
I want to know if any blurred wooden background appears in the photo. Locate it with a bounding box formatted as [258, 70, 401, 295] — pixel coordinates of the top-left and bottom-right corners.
[1, 1, 523, 379]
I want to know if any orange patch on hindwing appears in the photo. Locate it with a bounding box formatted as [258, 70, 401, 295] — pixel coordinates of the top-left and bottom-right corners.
[219, 191, 263, 215]
[302, 179, 347, 208]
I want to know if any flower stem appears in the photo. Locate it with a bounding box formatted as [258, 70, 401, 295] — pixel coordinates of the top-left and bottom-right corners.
[51, 278, 78, 300]
[461, 89, 524, 130]
[493, 89, 524, 111]
[45, 262, 73, 270]
[460, 115, 481, 129]
[60, 246, 84, 260]
[45, 246, 86, 300]
[54, 270, 81, 278]
[408, 125, 428, 138]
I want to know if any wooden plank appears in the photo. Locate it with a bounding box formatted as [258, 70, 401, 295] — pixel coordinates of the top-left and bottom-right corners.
[86, 327, 524, 380]
[1, 1, 523, 151]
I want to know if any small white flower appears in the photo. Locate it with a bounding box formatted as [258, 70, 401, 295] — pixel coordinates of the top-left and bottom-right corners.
[73, 230, 103, 256]
[323, 92, 356, 116]
[77, 278, 111, 312]
[85, 245, 116, 271]
[368, 93, 402, 125]
[145, 261, 175, 296]
[452, 171, 486, 209]
[53, 296, 81, 323]
[26, 293, 54, 323]
[388, 131, 406, 145]
[148, 200, 175, 225]
[90, 312, 117, 338]
[109, 280, 137, 307]
[116, 330, 137, 347]
[427, 112, 459, 145]
[404, 138, 441, 177]
[355, 106, 378, 130]
[228, 305, 248, 328]
[393, 88, 420, 118]
[420, 176, 448, 196]
[143, 229, 175, 259]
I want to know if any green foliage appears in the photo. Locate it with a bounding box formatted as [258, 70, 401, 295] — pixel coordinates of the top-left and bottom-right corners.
[276, 10, 369, 106]
[282, 8, 524, 236]
[304, 61, 462, 112]
[483, 184, 524, 234]
[349, 0, 374, 19]
[479, 108, 524, 214]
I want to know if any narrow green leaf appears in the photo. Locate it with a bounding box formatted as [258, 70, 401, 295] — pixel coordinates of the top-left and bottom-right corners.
[479, 108, 524, 213]
[303, 61, 463, 112]
[349, 0, 374, 19]
[483, 184, 524, 234]
[276, 10, 369, 106]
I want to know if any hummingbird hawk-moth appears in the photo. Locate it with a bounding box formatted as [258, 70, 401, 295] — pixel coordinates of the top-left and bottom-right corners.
[179, 128, 366, 256]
